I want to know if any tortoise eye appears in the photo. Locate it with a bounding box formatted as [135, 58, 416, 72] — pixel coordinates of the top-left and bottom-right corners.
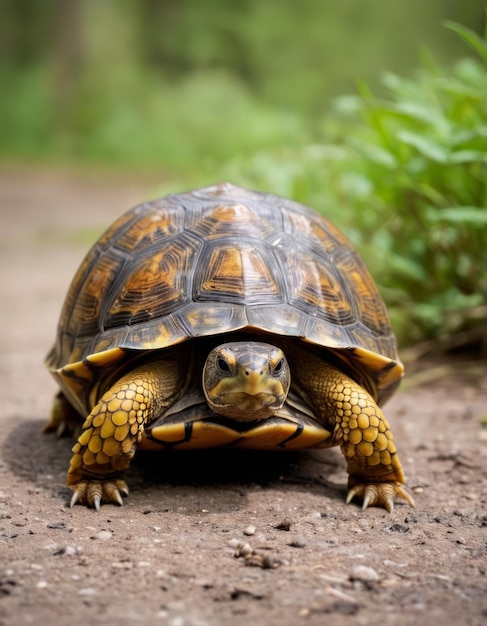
[272, 358, 284, 376]
[217, 357, 232, 374]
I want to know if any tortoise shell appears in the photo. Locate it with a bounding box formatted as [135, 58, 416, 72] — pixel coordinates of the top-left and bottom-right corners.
[46, 183, 402, 418]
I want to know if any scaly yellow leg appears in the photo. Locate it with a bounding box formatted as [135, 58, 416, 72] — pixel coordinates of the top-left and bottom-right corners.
[291, 350, 414, 512]
[67, 359, 185, 510]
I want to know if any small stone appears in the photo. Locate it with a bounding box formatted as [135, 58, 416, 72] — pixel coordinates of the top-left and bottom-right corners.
[478, 430, 487, 442]
[274, 519, 292, 531]
[389, 523, 409, 533]
[288, 537, 307, 548]
[243, 525, 256, 536]
[0, 504, 11, 520]
[232, 541, 253, 557]
[78, 588, 97, 596]
[350, 565, 380, 583]
[52, 544, 81, 556]
[47, 521, 68, 530]
[95, 530, 113, 541]
[383, 559, 408, 568]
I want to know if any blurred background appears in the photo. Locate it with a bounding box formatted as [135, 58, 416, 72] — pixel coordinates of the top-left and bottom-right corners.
[1, 0, 486, 351]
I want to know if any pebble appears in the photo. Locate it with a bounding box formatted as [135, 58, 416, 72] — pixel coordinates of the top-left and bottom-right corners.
[243, 525, 256, 536]
[383, 559, 408, 568]
[53, 545, 81, 556]
[78, 588, 97, 596]
[288, 537, 307, 548]
[47, 521, 69, 530]
[230, 540, 253, 556]
[274, 519, 292, 531]
[350, 565, 380, 583]
[95, 530, 113, 541]
[0, 504, 11, 519]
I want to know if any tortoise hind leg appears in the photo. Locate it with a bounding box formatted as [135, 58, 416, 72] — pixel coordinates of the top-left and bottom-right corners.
[67, 359, 186, 510]
[43, 391, 84, 438]
[291, 350, 414, 512]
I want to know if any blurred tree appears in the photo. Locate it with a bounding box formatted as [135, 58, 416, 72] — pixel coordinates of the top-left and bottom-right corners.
[0, 0, 485, 162]
[49, 0, 84, 142]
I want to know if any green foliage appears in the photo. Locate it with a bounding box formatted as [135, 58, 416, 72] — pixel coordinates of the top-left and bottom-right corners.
[0, 1, 483, 168]
[0, 65, 308, 167]
[225, 23, 487, 347]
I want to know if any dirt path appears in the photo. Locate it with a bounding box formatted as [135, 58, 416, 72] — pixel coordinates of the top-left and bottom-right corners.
[1, 167, 486, 626]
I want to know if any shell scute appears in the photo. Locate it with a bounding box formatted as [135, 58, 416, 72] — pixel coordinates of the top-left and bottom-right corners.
[194, 243, 283, 305]
[285, 248, 355, 325]
[104, 231, 202, 329]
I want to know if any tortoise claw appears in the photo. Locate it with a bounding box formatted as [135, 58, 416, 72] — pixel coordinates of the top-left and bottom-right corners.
[70, 490, 80, 508]
[69, 479, 129, 510]
[346, 482, 415, 513]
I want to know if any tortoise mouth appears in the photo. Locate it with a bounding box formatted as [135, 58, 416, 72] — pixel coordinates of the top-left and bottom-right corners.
[211, 391, 286, 421]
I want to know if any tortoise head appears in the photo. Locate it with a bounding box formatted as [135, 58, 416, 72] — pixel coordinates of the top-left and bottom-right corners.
[203, 342, 291, 421]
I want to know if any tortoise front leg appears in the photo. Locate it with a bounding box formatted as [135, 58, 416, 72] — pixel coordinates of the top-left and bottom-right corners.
[67, 359, 185, 510]
[291, 351, 414, 512]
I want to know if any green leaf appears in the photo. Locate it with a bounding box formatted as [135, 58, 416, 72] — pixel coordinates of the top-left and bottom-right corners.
[392, 101, 448, 131]
[451, 125, 487, 146]
[435, 76, 483, 99]
[449, 150, 487, 164]
[428, 207, 487, 224]
[386, 254, 427, 282]
[396, 130, 449, 162]
[444, 21, 487, 64]
[352, 140, 397, 168]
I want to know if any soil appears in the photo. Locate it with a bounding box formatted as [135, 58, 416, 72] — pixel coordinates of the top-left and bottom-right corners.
[0, 167, 486, 626]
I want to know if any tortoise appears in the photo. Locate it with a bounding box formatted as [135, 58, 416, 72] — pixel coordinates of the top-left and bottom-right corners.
[45, 182, 414, 512]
